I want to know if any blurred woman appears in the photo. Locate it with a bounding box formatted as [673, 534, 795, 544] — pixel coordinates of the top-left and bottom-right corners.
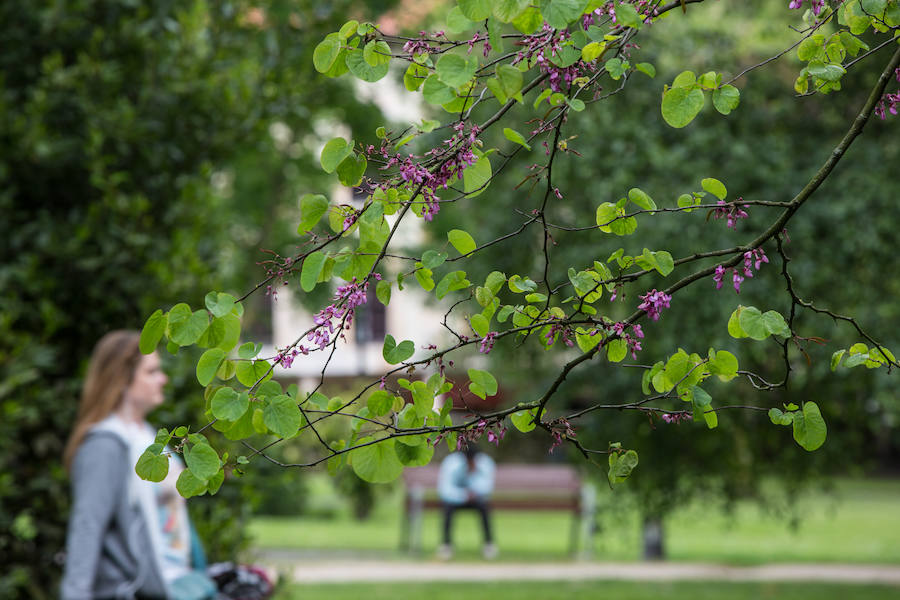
[61, 330, 216, 600]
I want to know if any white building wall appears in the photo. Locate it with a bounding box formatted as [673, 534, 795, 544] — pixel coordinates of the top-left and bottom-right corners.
[268, 279, 451, 387]
[267, 64, 456, 387]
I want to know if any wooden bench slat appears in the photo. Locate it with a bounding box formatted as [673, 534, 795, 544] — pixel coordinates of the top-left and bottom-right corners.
[403, 463, 582, 489]
[418, 499, 581, 510]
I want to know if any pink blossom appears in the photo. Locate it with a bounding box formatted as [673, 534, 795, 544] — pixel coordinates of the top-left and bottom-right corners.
[788, 0, 823, 15]
[383, 124, 482, 223]
[740, 248, 768, 278]
[275, 348, 302, 369]
[479, 331, 498, 354]
[342, 210, 358, 232]
[582, 8, 603, 29]
[487, 424, 507, 446]
[627, 336, 642, 359]
[661, 412, 692, 424]
[513, 24, 595, 94]
[402, 36, 436, 59]
[544, 322, 574, 347]
[607, 321, 643, 359]
[275, 351, 294, 369]
[548, 418, 575, 454]
[713, 198, 749, 229]
[715, 249, 767, 294]
[466, 32, 481, 55]
[454, 418, 507, 450]
[306, 279, 369, 351]
[713, 265, 726, 289]
[748, 248, 769, 271]
[875, 92, 900, 120]
[637, 289, 672, 321]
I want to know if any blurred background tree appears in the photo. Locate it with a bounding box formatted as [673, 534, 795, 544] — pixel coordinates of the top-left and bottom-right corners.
[416, 1, 899, 558]
[0, 0, 393, 596]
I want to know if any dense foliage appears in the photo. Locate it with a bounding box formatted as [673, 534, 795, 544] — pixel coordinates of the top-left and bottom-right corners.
[0, 0, 392, 596]
[424, 1, 900, 552]
[133, 0, 900, 523]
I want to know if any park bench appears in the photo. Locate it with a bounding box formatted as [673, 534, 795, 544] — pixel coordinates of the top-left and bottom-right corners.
[400, 463, 596, 557]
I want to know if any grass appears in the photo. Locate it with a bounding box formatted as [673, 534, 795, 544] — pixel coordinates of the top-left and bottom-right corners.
[662, 478, 900, 564]
[248, 477, 900, 565]
[273, 580, 900, 600]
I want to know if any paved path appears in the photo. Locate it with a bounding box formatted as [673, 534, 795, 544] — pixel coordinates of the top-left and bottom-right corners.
[259, 555, 900, 585]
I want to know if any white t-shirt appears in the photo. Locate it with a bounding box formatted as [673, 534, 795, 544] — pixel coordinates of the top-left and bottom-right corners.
[127, 421, 192, 582]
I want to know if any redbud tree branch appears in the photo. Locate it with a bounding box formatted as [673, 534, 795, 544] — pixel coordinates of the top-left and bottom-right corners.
[171, 4, 900, 474]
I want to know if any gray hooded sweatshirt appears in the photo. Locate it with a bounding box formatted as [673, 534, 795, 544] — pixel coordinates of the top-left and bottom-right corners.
[61, 422, 170, 599]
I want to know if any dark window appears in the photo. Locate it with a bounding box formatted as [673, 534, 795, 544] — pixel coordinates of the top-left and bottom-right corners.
[355, 285, 386, 343]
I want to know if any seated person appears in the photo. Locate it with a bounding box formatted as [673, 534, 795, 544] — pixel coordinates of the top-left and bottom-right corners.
[61, 331, 273, 600]
[436, 445, 497, 559]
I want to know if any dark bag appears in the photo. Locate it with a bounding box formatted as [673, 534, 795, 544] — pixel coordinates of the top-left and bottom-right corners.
[207, 562, 274, 600]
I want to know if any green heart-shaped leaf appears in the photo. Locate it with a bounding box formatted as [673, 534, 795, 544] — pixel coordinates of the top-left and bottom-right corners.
[383, 334, 415, 364]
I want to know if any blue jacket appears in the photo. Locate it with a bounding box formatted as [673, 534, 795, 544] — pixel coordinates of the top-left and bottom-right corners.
[437, 452, 495, 504]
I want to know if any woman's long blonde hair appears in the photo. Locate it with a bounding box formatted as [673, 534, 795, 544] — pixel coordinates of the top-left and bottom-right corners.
[63, 330, 143, 471]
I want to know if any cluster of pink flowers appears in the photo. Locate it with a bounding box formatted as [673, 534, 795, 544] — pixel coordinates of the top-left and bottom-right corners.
[581, 5, 612, 28]
[875, 91, 900, 120]
[788, 0, 825, 15]
[788, 0, 825, 17]
[402, 32, 438, 60]
[274, 345, 307, 369]
[712, 265, 727, 290]
[583, 1, 656, 28]
[450, 419, 507, 449]
[304, 278, 369, 351]
[661, 412, 692, 424]
[486, 426, 505, 445]
[713, 198, 750, 229]
[638, 289, 672, 321]
[543, 58, 586, 93]
[548, 418, 576, 454]
[467, 32, 492, 58]
[262, 254, 296, 299]
[479, 331, 497, 354]
[544, 321, 575, 348]
[611, 321, 644, 359]
[419, 342, 454, 377]
[513, 24, 594, 94]
[342, 208, 359, 232]
[381, 122, 481, 221]
[714, 248, 769, 293]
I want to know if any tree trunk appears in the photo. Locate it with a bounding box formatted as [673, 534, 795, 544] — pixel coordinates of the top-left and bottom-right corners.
[642, 516, 665, 560]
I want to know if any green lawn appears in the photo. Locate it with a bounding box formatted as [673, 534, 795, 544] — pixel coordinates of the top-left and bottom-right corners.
[662, 478, 900, 564]
[249, 477, 900, 565]
[273, 580, 900, 600]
